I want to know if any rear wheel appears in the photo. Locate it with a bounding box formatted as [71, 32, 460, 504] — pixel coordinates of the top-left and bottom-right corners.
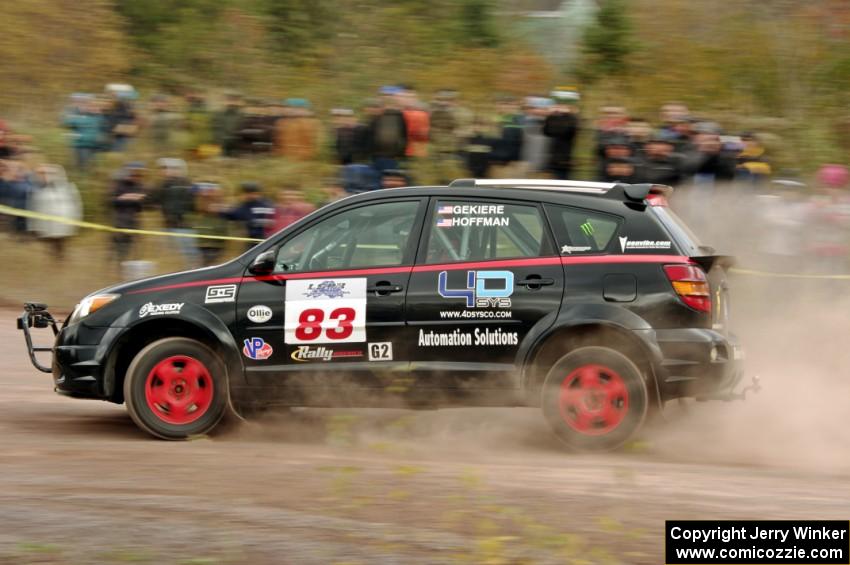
[541, 346, 648, 451]
[124, 337, 229, 440]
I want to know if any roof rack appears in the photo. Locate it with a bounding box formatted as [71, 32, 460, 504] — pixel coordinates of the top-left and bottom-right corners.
[449, 178, 615, 194]
[447, 178, 673, 202]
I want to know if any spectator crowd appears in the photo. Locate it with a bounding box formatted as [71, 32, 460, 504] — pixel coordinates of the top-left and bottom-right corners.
[1, 82, 850, 275]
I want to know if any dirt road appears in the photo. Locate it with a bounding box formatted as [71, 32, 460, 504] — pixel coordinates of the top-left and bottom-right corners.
[1, 298, 849, 564]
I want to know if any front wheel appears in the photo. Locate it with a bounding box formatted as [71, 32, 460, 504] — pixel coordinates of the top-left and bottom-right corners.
[124, 337, 229, 440]
[541, 346, 648, 451]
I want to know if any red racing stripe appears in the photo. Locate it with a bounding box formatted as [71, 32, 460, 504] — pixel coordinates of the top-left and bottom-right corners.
[131, 254, 691, 294]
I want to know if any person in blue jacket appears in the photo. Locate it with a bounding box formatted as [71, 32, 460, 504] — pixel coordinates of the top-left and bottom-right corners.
[221, 182, 275, 249]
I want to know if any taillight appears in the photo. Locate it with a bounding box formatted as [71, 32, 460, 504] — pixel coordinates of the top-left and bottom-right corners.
[646, 193, 668, 206]
[664, 264, 711, 313]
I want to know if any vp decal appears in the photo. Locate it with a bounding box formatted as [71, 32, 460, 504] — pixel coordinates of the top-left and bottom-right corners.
[243, 337, 273, 360]
[438, 271, 513, 308]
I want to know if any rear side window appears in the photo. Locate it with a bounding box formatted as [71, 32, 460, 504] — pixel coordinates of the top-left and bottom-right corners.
[546, 205, 620, 254]
[424, 200, 550, 263]
[651, 206, 702, 256]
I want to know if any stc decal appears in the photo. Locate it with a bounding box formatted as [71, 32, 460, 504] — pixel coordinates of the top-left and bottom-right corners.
[618, 236, 671, 252]
[243, 337, 273, 360]
[438, 270, 513, 308]
[139, 302, 184, 318]
[284, 278, 367, 344]
[418, 328, 519, 347]
[436, 203, 509, 228]
[290, 345, 364, 362]
[205, 284, 237, 303]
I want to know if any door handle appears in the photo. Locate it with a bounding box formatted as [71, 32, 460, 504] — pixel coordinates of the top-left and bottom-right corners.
[516, 277, 555, 290]
[367, 282, 404, 295]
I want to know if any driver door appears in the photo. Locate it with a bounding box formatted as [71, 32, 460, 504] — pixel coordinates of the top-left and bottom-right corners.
[234, 198, 425, 401]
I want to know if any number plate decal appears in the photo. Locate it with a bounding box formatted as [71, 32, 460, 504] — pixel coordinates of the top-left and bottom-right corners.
[284, 278, 367, 344]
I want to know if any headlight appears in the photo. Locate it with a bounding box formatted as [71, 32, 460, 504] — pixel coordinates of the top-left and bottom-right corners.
[70, 294, 120, 324]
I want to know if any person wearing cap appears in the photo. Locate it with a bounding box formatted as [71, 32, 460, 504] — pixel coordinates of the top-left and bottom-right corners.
[543, 89, 581, 180]
[331, 108, 357, 165]
[518, 96, 552, 176]
[212, 93, 243, 157]
[150, 158, 198, 267]
[192, 182, 229, 266]
[639, 136, 680, 184]
[369, 87, 408, 173]
[269, 186, 316, 233]
[275, 98, 320, 161]
[63, 97, 105, 170]
[110, 162, 148, 264]
[221, 182, 275, 248]
[399, 86, 429, 159]
[28, 164, 82, 261]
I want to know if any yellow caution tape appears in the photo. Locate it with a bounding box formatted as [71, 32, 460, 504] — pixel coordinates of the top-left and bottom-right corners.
[730, 267, 850, 280]
[0, 204, 263, 243]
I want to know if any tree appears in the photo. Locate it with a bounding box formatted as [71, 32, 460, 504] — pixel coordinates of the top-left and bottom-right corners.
[574, 0, 634, 82]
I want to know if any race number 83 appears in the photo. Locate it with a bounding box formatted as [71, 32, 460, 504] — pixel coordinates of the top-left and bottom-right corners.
[284, 278, 368, 344]
[294, 307, 355, 341]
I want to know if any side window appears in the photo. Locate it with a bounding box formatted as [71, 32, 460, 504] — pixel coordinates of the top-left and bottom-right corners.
[275, 201, 419, 273]
[424, 200, 548, 263]
[547, 205, 620, 254]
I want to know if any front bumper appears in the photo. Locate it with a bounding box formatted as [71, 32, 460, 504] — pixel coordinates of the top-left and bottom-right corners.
[636, 328, 746, 401]
[18, 303, 111, 399]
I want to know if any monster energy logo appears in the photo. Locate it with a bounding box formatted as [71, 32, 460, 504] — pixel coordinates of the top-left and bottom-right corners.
[580, 222, 594, 236]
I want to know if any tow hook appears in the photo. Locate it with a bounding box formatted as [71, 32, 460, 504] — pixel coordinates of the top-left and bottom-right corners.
[696, 375, 761, 402]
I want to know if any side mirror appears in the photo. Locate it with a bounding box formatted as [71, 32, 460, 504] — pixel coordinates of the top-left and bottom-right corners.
[248, 250, 276, 276]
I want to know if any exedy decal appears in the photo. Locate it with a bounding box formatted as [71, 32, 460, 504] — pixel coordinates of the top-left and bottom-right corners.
[291, 345, 364, 362]
[139, 302, 184, 318]
[438, 270, 513, 308]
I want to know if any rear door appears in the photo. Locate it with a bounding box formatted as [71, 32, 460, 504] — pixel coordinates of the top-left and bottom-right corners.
[235, 198, 426, 397]
[405, 197, 565, 392]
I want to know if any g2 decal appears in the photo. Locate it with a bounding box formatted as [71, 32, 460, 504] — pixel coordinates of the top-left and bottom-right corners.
[243, 337, 273, 360]
[438, 270, 513, 308]
[284, 278, 367, 344]
[368, 342, 393, 361]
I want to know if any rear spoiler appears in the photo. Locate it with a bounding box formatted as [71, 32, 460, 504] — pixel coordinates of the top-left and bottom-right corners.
[611, 183, 674, 203]
[690, 255, 735, 272]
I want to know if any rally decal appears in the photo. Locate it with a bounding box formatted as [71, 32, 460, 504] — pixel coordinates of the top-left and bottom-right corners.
[436, 204, 508, 228]
[284, 278, 367, 344]
[205, 284, 237, 303]
[243, 337, 273, 360]
[290, 345, 364, 362]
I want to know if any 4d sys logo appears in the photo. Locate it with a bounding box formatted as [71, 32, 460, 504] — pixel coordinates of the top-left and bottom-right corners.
[438, 270, 513, 308]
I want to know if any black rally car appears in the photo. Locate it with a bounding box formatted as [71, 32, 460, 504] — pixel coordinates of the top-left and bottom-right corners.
[19, 179, 754, 450]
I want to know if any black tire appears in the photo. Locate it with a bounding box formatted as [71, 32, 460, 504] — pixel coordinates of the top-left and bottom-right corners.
[124, 337, 229, 440]
[541, 346, 648, 452]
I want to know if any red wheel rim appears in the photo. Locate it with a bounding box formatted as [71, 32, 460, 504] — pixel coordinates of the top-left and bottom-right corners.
[558, 364, 629, 436]
[144, 355, 214, 425]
